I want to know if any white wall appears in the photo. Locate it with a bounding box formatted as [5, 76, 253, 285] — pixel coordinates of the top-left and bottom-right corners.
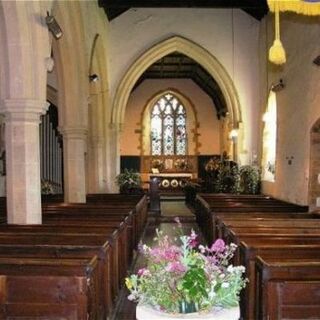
[109, 8, 261, 162]
[260, 14, 320, 205]
[120, 79, 221, 155]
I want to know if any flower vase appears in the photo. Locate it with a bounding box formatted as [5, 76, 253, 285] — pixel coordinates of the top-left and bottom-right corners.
[179, 301, 197, 314]
[136, 303, 240, 320]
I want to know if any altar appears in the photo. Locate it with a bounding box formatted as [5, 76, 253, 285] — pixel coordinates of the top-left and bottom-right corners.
[150, 173, 193, 191]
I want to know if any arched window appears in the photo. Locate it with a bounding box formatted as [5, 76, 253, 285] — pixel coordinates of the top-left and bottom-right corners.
[261, 91, 277, 182]
[151, 93, 187, 155]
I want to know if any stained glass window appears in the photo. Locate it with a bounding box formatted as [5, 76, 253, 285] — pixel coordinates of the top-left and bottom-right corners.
[151, 93, 187, 155]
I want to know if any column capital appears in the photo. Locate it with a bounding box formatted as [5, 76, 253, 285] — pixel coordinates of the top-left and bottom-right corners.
[0, 99, 49, 122]
[59, 126, 88, 140]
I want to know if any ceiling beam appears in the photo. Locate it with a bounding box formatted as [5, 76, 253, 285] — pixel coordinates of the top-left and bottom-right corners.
[99, 0, 267, 9]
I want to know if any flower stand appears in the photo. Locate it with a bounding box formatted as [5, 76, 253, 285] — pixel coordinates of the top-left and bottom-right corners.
[136, 304, 240, 320]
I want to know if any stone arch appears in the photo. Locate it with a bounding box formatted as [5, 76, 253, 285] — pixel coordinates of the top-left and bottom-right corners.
[309, 118, 320, 209]
[112, 36, 242, 131]
[50, 1, 89, 202]
[87, 34, 109, 193]
[139, 88, 200, 155]
[51, 0, 88, 130]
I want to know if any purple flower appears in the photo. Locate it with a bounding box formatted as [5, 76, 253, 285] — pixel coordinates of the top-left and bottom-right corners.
[210, 239, 225, 253]
[165, 261, 187, 273]
[187, 229, 198, 248]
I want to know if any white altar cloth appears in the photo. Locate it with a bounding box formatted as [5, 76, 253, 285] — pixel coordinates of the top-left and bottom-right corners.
[136, 304, 240, 320]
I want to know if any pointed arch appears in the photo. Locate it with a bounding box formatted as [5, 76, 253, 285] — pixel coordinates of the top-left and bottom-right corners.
[111, 36, 242, 130]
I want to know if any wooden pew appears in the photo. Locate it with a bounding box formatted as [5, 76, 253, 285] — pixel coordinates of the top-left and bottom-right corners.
[43, 215, 134, 268]
[42, 204, 140, 247]
[206, 212, 315, 244]
[0, 223, 126, 290]
[0, 256, 100, 320]
[0, 232, 119, 318]
[218, 218, 320, 240]
[238, 241, 320, 320]
[255, 256, 320, 319]
[0, 242, 114, 318]
[194, 194, 309, 243]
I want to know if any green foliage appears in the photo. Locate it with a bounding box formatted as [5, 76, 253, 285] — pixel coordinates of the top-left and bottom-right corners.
[115, 169, 141, 189]
[125, 227, 247, 314]
[239, 165, 260, 194]
[215, 163, 240, 194]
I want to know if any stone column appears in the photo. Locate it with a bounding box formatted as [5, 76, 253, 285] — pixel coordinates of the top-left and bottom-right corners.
[87, 137, 106, 193]
[60, 127, 87, 203]
[106, 123, 121, 193]
[1, 99, 48, 224]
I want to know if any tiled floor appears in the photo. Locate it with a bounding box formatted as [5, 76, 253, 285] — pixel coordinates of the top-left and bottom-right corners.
[111, 201, 201, 320]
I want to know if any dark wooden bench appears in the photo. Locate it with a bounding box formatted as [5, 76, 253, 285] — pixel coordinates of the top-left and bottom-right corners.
[238, 241, 320, 320]
[0, 231, 120, 318]
[42, 204, 141, 246]
[218, 218, 320, 240]
[204, 211, 315, 244]
[255, 256, 320, 319]
[0, 256, 100, 320]
[194, 194, 308, 243]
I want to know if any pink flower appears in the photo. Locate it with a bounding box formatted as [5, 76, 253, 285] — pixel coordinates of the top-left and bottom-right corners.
[138, 268, 151, 277]
[210, 239, 225, 253]
[165, 261, 187, 273]
[150, 245, 181, 262]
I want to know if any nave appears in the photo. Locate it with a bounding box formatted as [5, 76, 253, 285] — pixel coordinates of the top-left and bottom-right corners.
[0, 192, 319, 319]
[113, 198, 198, 320]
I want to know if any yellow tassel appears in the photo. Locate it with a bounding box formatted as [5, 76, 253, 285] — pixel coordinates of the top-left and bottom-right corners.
[268, 0, 286, 65]
[269, 39, 286, 65]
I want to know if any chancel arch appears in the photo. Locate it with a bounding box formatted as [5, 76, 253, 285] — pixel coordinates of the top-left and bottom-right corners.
[110, 36, 242, 189]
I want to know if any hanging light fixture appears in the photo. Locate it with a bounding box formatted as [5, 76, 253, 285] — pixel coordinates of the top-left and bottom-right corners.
[45, 12, 63, 40]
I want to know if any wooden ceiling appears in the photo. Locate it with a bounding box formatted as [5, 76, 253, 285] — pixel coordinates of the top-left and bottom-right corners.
[133, 53, 228, 119]
[98, 0, 269, 21]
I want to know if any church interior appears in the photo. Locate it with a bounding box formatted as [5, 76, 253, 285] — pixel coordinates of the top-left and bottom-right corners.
[0, 0, 320, 319]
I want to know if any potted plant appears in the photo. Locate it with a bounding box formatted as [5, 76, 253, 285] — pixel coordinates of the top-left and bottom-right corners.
[115, 168, 143, 194]
[125, 219, 247, 319]
[239, 165, 260, 194]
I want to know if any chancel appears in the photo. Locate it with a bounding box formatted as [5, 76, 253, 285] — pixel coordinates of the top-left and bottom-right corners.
[0, 0, 319, 319]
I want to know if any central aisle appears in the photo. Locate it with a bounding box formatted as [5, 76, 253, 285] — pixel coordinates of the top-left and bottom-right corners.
[112, 200, 202, 320]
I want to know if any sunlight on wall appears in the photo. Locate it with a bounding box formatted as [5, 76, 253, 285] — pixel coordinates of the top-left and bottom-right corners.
[261, 90, 277, 182]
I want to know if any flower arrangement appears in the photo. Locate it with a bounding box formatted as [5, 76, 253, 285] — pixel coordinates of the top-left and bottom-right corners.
[174, 158, 190, 171]
[151, 159, 164, 172]
[125, 220, 247, 315]
[115, 169, 142, 194]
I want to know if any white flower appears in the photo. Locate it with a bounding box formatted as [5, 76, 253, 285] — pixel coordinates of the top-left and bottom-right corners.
[227, 265, 234, 273]
[221, 282, 230, 288]
[219, 273, 225, 279]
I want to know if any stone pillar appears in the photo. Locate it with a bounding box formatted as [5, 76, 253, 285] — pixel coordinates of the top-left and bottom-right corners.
[1, 99, 48, 224]
[106, 123, 121, 193]
[61, 127, 87, 203]
[87, 138, 106, 193]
